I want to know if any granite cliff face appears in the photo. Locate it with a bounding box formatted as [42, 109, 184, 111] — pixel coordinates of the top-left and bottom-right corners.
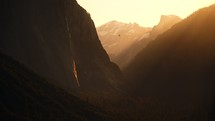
[0, 0, 122, 91]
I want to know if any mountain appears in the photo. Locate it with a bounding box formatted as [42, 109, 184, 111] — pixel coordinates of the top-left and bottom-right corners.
[97, 20, 151, 65]
[0, 0, 122, 92]
[0, 52, 113, 121]
[114, 15, 181, 69]
[124, 5, 215, 120]
[149, 15, 182, 40]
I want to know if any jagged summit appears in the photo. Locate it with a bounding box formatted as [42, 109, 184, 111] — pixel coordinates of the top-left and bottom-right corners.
[97, 20, 151, 63]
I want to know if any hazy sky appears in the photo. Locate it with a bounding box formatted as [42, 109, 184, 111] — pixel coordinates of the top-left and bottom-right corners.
[77, 0, 215, 27]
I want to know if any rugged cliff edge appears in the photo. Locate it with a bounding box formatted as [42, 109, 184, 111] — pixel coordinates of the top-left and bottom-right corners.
[0, 0, 122, 92]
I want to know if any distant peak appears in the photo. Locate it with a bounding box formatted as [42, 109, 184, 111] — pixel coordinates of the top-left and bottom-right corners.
[160, 15, 181, 21]
[97, 20, 146, 30]
[102, 20, 125, 26]
[131, 22, 140, 27]
[108, 20, 120, 24]
[156, 15, 182, 27]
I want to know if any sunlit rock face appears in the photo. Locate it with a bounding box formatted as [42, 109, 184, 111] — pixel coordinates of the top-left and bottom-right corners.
[0, 0, 123, 92]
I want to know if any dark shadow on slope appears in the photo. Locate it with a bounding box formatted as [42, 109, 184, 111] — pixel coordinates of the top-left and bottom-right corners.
[0, 52, 114, 121]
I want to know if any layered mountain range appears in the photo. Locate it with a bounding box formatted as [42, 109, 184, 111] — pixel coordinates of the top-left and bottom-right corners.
[97, 15, 181, 69]
[97, 21, 151, 62]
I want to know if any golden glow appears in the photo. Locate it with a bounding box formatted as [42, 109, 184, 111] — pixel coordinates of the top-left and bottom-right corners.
[77, 0, 214, 27]
[73, 60, 80, 87]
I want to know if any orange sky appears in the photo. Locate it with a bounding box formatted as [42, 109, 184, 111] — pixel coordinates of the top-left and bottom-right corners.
[77, 0, 215, 27]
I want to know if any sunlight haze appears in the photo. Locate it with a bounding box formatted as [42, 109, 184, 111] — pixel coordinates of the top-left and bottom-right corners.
[77, 0, 215, 27]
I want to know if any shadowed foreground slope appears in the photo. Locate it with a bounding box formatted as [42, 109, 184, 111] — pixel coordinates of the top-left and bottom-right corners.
[0, 53, 113, 121]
